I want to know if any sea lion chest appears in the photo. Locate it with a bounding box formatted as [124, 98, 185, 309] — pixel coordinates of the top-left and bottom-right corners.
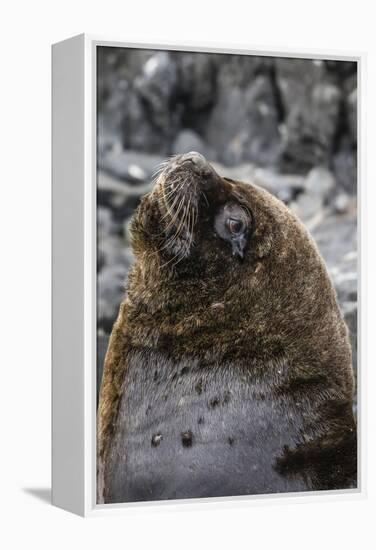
[104, 348, 309, 502]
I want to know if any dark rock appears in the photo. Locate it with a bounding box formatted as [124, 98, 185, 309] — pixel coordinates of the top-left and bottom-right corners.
[151, 433, 163, 447]
[123, 90, 168, 153]
[133, 52, 180, 148]
[97, 172, 145, 223]
[324, 60, 357, 82]
[275, 58, 325, 113]
[281, 83, 341, 172]
[275, 59, 342, 172]
[97, 80, 130, 154]
[175, 53, 217, 111]
[97, 48, 164, 155]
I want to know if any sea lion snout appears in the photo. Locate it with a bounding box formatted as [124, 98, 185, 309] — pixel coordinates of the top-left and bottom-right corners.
[179, 151, 210, 172]
[161, 152, 219, 188]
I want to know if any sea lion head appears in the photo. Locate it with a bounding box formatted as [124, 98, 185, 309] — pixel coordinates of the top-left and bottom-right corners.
[130, 151, 285, 280]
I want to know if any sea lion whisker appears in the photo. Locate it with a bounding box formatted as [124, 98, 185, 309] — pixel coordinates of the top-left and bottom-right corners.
[151, 165, 166, 181]
[162, 195, 187, 232]
[170, 213, 193, 268]
[201, 190, 209, 208]
[162, 176, 187, 202]
[152, 203, 189, 256]
[170, 249, 188, 269]
[159, 244, 186, 269]
[172, 201, 189, 243]
[155, 196, 187, 244]
[188, 205, 197, 248]
[159, 191, 182, 222]
[151, 161, 171, 183]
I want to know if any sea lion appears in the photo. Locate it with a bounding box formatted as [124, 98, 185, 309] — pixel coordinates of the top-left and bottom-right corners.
[97, 152, 357, 504]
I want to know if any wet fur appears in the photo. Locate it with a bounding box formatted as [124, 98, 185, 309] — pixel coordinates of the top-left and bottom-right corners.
[97, 157, 356, 503]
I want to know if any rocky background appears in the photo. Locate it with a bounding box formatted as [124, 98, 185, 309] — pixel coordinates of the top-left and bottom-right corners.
[97, 48, 357, 410]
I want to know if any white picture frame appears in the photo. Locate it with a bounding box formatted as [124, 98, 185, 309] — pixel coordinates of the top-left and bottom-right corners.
[52, 34, 365, 517]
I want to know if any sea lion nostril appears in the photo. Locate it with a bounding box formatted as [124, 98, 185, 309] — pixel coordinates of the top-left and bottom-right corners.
[182, 151, 207, 169]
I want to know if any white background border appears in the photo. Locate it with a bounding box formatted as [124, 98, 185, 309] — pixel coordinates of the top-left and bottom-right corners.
[2, 0, 374, 548]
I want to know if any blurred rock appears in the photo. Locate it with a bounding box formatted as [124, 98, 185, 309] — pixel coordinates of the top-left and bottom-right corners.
[291, 194, 324, 225]
[332, 148, 357, 194]
[324, 60, 357, 81]
[275, 59, 343, 172]
[97, 207, 118, 271]
[333, 192, 352, 214]
[206, 76, 281, 166]
[290, 167, 335, 223]
[97, 171, 149, 222]
[211, 160, 304, 203]
[251, 167, 305, 203]
[98, 206, 117, 237]
[98, 234, 133, 272]
[133, 52, 180, 147]
[216, 55, 272, 90]
[275, 58, 325, 112]
[312, 216, 357, 300]
[282, 83, 341, 172]
[97, 331, 110, 405]
[123, 90, 168, 153]
[172, 129, 215, 159]
[98, 264, 127, 333]
[100, 150, 165, 182]
[311, 214, 357, 375]
[175, 53, 217, 111]
[305, 166, 336, 198]
[347, 88, 357, 146]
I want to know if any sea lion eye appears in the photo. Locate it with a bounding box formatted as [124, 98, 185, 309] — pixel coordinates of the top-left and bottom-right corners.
[215, 202, 250, 259]
[226, 218, 244, 235]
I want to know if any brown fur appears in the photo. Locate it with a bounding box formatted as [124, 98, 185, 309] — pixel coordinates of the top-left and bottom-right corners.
[97, 154, 356, 501]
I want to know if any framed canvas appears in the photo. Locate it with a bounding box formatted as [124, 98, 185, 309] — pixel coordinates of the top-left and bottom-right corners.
[52, 34, 364, 517]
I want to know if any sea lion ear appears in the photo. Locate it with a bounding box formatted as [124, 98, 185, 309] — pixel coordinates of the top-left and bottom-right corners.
[231, 233, 247, 260]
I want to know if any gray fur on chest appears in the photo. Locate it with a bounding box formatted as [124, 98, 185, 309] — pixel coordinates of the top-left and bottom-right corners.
[104, 349, 310, 502]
